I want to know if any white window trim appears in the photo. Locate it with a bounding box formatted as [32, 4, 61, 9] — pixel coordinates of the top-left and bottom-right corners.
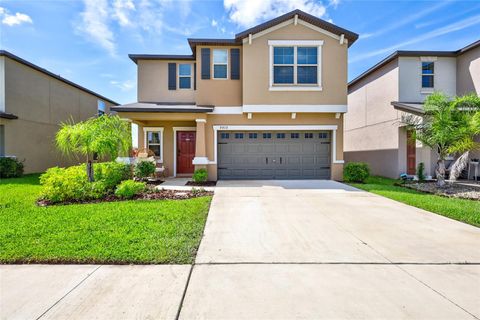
[178, 63, 193, 90]
[212, 48, 229, 80]
[421, 60, 435, 90]
[210, 124, 343, 165]
[143, 127, 164, 163]
[173, 127, 196, 177]
[268, 40, 323, 91]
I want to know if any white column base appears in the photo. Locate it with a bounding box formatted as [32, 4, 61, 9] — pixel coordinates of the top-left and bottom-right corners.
[192, 157, 209, 165]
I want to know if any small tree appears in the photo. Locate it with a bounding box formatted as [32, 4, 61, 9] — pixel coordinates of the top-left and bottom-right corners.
[403, 92, 480, 187]
[56, 115, 131, 182]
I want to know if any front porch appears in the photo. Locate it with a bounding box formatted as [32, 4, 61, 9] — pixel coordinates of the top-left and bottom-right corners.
[112, 103, 212, 178]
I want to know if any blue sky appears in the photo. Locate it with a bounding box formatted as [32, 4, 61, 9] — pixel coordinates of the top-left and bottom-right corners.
[1, 0, 479, 104]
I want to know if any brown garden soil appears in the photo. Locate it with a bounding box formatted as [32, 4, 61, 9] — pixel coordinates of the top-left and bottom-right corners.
[185, 181, 217, 187]
[398, 181, 480, 201]
[37, 188, 213, 207]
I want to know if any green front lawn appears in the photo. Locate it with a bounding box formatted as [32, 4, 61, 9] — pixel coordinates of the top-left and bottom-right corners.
[349, 176, 480, 227]
[0, 174, 211, 264]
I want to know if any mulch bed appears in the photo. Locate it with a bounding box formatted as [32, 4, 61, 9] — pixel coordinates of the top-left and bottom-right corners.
[399, 181, 480, 201]
[185, 181, 217, 187]
[37, 188, 213, 207]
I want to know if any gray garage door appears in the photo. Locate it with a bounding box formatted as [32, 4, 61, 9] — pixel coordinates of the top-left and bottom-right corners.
[218, 131, 331, 180]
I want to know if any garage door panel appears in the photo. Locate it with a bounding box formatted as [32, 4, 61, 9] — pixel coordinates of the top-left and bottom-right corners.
[218, 131, 331, 180]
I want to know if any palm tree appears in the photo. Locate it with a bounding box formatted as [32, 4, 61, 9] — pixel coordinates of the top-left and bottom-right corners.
[56, 114, 131, 181]
[403, 92, 480, 187]
[448, 94, 480, 181]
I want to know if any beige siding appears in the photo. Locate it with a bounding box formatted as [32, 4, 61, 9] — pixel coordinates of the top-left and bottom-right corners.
[456, 46, 480, 95]
[242, 23, 348, 105]
[3, 57, 114, 173]
[195, 46, 243, 106]
[137, 60, 196, 103]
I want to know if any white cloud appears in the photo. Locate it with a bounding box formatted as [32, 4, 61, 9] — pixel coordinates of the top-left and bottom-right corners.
[224, 0, 327, 28]
[110, 79, 135, 91]
[351, 14, 480, 63]
[76, 0, 116, 55]
[211, 19, 218, 27]
[360, 1, 450, 40]
[113, 0, 135, 26]
[0, 7, 33, 26]
[329, 0, 340, 8]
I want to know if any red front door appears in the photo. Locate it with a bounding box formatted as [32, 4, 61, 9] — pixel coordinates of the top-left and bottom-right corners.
[406, 130, 416, 175]
[177, 131, 196, 174]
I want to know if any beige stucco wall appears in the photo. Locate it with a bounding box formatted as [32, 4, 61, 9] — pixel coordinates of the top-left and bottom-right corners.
[345, 59, 403, 178]
[242, 23, 348, 105]
[456, 45, 480, 95]
[195, 46, 243, 106]
[2, 57, 114, 173]
[137, 60, 196, 103]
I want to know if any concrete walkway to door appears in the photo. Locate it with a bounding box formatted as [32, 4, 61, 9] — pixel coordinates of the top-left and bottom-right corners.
[180, 180, 480, 319]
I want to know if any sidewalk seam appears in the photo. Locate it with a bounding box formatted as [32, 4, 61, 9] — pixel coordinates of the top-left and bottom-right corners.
[175, 264, 194, 320]
[35, 265, 102, 320]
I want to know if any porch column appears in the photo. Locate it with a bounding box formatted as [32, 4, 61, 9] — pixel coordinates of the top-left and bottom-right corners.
[192, 118, 209, 166]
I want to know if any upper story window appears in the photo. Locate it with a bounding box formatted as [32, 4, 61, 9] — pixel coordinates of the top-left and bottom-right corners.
[213, 49, 228, 79]
[421, 62, 434, 88]
[179, 64, 192, 89]
[97, 100, 106, 116]
[268, 40, 323, 91]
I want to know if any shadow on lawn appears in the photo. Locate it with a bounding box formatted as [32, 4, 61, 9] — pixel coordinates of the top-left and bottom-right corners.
[0, 174, 41, 186]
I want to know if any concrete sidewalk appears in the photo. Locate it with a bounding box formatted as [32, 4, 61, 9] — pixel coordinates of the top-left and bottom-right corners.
[0, 265, 190, 320]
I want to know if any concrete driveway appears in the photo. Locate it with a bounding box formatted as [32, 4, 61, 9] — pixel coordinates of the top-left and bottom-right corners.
[181, 180, 480, 319]
[2, 180, 479, 319]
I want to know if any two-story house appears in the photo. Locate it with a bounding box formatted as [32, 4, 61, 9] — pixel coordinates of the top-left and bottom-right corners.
[0, 50, 117, 173]
[112, 9, 358, 180]
[345, 40, 480, 178]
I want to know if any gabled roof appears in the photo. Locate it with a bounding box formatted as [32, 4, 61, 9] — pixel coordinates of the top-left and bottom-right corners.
[0, 50, 118, 105]
[348, 39, 480, 88]
[235, 9, 358, 46]
[130, 9, 358, 62]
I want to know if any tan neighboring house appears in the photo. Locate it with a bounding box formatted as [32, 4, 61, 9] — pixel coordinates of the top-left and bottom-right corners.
[112, 10, 358, 180]
[345, 40, 480, 178]
[0, 50, 117, 173]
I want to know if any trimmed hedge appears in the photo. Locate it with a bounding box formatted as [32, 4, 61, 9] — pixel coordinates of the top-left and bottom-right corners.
[343, 162, 370, 183]
[115, 180, 146, 199]
[0, 157, 24, 178]
[134, 161, 156, 179]
[40, 162, 131, 203]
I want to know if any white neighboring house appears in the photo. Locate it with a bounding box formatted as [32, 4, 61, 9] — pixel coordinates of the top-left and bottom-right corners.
[345, 40, 480, 179]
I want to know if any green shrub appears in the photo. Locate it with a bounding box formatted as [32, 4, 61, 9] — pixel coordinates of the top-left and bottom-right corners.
[115, 180, 146, 199]
[192, 168, 208, 183]
[0, 157, 24, 178]
[39, 161, 131, 203]
[134, 161, 156, 179]
[343, 162, 370, 183]
[417, 162, 425, 181]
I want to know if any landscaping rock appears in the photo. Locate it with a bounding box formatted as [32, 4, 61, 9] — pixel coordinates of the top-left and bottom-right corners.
[403, 182, 480, 200]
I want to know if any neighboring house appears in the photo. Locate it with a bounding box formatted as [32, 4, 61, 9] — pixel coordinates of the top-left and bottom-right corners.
[345, 40, 480, 179]
[112, 9, 358, 180]
[0, 50, 117, 173]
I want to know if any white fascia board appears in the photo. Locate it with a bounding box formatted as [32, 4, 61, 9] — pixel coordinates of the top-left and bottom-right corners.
[208, 106, 243, 114]
[241, 18, 341, 43]
[242, 105, 347, 113]
[268, 40, 324, 46]
[212, 124, 338, 131]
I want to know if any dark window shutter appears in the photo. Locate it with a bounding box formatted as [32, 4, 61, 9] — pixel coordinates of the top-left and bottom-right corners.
[201, 48, 210, 79]
[230, 48, 240, 80]
[194, 63, 197, 90]
[168, 63, 176, 90]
